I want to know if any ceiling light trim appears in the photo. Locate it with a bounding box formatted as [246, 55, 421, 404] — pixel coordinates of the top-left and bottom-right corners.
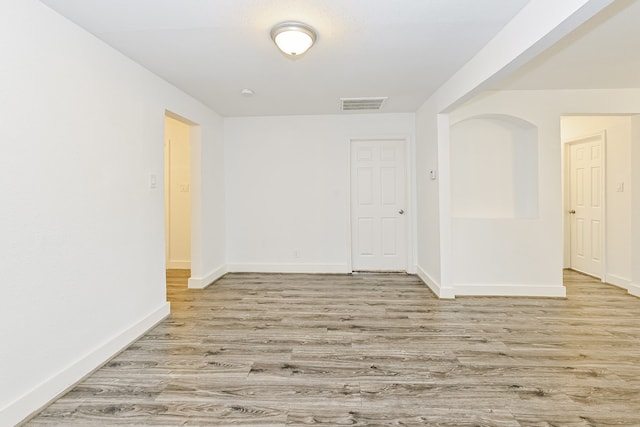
[271, 21, 317, 57]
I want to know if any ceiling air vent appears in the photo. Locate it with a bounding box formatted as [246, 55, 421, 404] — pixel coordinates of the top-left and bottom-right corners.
[340, 97, 387, 111]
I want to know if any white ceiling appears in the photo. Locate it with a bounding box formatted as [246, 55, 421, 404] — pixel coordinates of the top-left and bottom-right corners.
[39, 0, 640, 117]
[495, 0, 640, 91]
[39, 0, 530, 116]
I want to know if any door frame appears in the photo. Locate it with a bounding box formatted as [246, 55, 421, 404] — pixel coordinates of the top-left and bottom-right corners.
[346, 136, 415, 273]
[563, 131, 607, 281]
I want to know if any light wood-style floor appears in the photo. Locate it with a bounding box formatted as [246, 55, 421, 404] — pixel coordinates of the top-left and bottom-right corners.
[24, 270, 640, 426]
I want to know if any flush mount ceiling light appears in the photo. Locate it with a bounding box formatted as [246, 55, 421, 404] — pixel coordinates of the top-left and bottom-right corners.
[270, 21, 317, 57]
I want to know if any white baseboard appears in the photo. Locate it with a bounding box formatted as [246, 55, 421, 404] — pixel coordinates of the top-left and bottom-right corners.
[453, 284, 566, 298]
[188, 264, 227, 289]
[605, 274, 631, 290]
[4, 303, 170, 427]
[416, 265, 455, 299]
[227, 263, 350, 274]
[628, 282, 640, 298]
[166, 260, 191, 269]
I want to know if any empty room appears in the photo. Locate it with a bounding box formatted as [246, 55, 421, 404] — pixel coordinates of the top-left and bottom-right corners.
[2, 0, 640, 426]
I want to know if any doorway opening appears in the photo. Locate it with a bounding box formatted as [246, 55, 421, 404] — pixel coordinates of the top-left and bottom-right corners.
[164, 111, 197, 292]
[561, 115, 634, 290]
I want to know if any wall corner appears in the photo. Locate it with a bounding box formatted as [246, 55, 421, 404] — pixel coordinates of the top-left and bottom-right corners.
[416, 265, 455, 299]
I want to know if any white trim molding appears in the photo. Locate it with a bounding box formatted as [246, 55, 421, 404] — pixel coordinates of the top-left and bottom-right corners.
[3, 303, 170, 427]
[628, 282, 640, 298]
[416, 265, 455, 299]
[453, 284, 566, 298]
[188, 264, 227, 289]
[227, 263, 349, 274]
[605, 274, 632, 291]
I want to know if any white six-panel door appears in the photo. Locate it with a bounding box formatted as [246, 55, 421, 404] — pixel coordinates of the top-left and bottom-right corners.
[351, 139, 407, 271]
[569, 135, 603, 278]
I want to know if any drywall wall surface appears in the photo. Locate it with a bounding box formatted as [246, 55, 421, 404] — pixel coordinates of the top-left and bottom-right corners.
[449, 104, 560, 291]
[446, 89, 640, 295]
[224, 113, 415, 273]
[415, 101, 445, 295]
[0, 1, 225, 424]
[450, 116, 538, 219]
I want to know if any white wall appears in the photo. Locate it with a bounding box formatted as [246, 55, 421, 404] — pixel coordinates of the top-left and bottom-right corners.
[165, 116, 191, 269]
[447, 110, 558, 295]
[630, 115, 640, 297]
[448, 89, 640, 297]
[451, 116, 538, 219]
[447, 113, 547, 294]
[224, 114, 415, 273]
[0, 1, 225, 425]
[415, 103, 448, 296]
[561, 116, 632, 287]
[187, 117, 227, 289]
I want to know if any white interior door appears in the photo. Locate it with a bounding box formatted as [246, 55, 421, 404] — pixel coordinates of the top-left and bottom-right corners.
[569, 135, 603, 278]
[351, 139, 407, 271]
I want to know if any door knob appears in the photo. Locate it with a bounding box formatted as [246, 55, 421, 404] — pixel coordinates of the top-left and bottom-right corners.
[569, 210, 576, 214]
[398, 209, 405, 215]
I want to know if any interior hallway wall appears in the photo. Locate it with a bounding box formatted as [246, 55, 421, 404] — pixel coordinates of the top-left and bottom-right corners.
[561, 116, 632, 288]
[224, 113, 416, 273]
[0, 1, 225, 425]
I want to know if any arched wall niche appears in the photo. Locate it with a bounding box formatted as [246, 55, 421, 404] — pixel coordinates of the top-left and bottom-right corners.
[450, 114, 539, 219]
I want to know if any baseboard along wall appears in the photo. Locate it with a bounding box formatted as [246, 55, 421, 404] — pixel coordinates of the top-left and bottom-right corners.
[4, 303, 170, 427]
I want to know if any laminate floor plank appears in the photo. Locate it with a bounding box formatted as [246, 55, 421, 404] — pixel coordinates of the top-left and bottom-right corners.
[286, 407, 521, 427]
[23, 270, 640, 426]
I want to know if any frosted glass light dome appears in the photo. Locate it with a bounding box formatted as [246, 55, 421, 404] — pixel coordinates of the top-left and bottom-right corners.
[271, 21, 317, 56]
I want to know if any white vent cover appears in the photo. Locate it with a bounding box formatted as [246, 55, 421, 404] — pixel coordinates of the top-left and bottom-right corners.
[340, 97, 387, 111]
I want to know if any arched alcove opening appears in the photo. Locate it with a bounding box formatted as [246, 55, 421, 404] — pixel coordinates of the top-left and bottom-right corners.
[450, 114, 539, 219]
